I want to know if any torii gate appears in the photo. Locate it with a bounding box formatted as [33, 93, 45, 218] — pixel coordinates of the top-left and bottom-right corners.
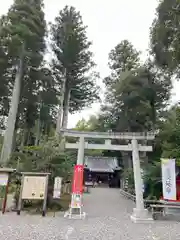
[60, 129, 155, 223]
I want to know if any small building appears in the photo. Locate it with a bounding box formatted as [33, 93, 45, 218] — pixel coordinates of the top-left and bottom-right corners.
[84, 156, 122, 188]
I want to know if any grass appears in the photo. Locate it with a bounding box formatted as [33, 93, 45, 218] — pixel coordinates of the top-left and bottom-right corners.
[23, 193, 71, 215]
[58, 193, 71, 210]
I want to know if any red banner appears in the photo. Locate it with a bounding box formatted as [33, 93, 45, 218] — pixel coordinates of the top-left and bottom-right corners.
[72, 164, 84, 194]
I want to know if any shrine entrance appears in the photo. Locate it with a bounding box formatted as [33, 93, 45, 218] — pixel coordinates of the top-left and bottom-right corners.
[84, 156, 121, 188]
[60, 129, 155, 223]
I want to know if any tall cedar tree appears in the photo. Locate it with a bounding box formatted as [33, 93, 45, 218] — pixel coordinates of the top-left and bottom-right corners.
[0, 0, 46, 164]
[51, 6, 99, 128]
[102, 40, 171, 132]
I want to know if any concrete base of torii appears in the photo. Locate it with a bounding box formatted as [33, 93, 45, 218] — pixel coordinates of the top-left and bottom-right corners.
[130, 208, 154, 223]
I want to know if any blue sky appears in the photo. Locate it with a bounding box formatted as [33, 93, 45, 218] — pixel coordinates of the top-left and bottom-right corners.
[1, 0, 179, 128]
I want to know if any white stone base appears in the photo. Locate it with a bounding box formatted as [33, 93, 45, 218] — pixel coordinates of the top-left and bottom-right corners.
[130, 208, 154, 223]
[64, 209, 86, 219]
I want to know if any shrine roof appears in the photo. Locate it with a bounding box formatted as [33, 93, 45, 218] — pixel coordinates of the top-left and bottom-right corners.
[84, 156, 121, 173]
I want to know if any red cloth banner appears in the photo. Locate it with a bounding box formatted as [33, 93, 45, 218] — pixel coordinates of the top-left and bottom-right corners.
[72, 164, 84, 194]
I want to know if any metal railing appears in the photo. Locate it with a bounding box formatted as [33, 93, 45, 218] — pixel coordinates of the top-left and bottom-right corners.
[120, 189, 136, 201]
[120, 189, 161, 205]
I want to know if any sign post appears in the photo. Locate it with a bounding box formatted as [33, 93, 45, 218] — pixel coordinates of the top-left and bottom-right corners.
[64, 164, 86, 219]
[53, 177, 62, 199]
[17, 172, 50, 217]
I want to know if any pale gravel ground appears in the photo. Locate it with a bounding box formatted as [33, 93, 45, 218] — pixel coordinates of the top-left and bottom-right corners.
[0, 188, 180, 239]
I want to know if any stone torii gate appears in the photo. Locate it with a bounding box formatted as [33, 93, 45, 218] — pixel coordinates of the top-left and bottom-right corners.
[60, 129, 155, 223]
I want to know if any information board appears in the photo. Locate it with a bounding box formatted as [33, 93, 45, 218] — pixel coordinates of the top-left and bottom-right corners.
[0, 173, 8, 186]
[22, 176, 46, 200]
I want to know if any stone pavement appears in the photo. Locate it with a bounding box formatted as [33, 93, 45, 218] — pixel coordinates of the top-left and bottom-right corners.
[0, 187, 180, 239]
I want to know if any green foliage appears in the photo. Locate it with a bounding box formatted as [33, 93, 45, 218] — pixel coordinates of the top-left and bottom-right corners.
[0, 1, 180, 202]
[122, 168, 134, 194]
[122, 163, 162, 199]
[74, 116, 103, 131]
[143, 162, 162, 199]
[8, 137, 75, 181]
[51, 5, 99, 115]
[0, 0, 51, 148]
[150, 0, 180, 74]
[0, 186, 6, 198]
[160, 105, 180, 160]
[108, 40, 140, 75]
[73, 117, 104, 156]
[102, 40, 172, 133]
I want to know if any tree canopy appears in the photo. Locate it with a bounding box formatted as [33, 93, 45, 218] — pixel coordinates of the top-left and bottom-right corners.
[51, 6, 99, 129]
[0, 0, 180, 200]
[150, 0, 180, 74]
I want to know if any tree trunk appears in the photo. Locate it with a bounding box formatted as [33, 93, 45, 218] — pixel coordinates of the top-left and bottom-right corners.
[26, 129, 31, 146]
[56, 71, 66, 135]
[21, 128, 30, 146]
[35, 118, 41, 146]
[20, 129, 25, 148]
[0, 55, 24, 166]
[11, 129, 17, 152]
[62, 88, 71, 129]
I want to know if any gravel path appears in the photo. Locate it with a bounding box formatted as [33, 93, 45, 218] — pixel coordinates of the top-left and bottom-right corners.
[0, 188, 180, 239]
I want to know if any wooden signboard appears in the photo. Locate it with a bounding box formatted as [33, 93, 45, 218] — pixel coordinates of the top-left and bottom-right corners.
[22, 176, 46, 200]
[17, 173, 50, 216]
[0, 173, 8, 186]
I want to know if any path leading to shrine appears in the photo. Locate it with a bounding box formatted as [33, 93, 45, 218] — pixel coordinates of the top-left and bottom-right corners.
[1, 188, 180, 239]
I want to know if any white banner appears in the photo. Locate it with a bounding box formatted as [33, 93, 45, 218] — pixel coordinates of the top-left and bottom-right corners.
[70, 193, 82, 209]
[161, 158, 176, 200]
[53, 177, 62, 199]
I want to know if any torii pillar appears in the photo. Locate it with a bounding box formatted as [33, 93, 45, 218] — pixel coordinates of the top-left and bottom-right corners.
[77, 137, 85, 165]
[130, 139, 152, 223]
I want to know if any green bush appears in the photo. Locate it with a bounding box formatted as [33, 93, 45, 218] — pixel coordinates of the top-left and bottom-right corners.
[8, 137, 75, 182]
[0, 186, 5, 198]
[143, 162, 162, 199]
[122, 168, 134, 193]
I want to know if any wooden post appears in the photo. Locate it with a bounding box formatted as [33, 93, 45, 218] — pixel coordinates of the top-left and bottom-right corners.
[17, 174, 24, 215]
[2, 175, 10, 214]
[42, 174, 49, 217]
[0, 169, 15, 214]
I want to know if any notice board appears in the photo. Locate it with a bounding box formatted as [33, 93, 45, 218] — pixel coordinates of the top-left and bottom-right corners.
[22, 176, 46, 200]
